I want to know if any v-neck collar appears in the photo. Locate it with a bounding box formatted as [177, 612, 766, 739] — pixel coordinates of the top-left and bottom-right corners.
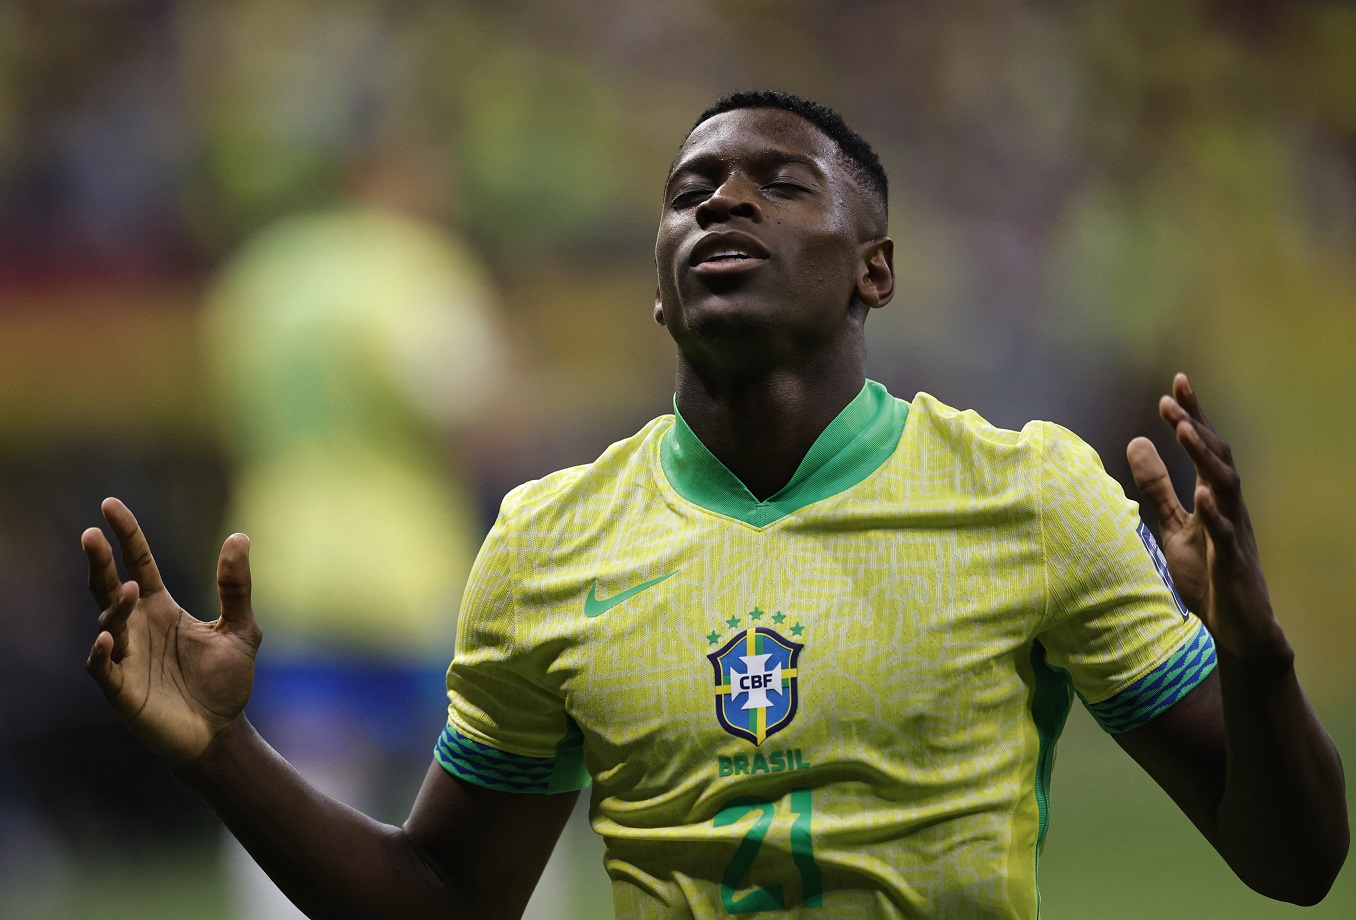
[659, 379, 908, 527]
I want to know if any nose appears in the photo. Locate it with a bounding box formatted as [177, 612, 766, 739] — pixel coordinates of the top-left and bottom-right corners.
[695, 176, 763, 228]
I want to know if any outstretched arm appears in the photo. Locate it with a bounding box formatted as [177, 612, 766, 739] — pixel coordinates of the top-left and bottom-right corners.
[84, 498, 575, 918]
[176, 720, 578, 920]
[1117, 375, 1348, 905]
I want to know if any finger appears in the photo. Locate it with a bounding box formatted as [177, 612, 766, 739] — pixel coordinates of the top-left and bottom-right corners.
[1173, 373, 1209, 425]
[1167, 375, 1233, 459]
[216, 533, 254, 628]
[86, 630, 125, 701]
[1172, 416, 1244, 519]
[1126, 437, 1188, 534]
[96, 581, 139, 660]
[82, 525, 122, 609]
[100, 497, 166, 597]
[1194, 485, 1239, 566]
[1159, 395, 1231, 464]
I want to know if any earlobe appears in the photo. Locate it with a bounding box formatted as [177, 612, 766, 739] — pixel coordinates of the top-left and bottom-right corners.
[654, 286, 666, 326]
[855, 238, 895, 310]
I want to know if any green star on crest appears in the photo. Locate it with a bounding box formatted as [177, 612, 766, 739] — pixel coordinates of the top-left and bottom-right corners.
[790, 623, 804, 637]
[749, 607, 764, 621]
[726, 614, 741, 629]
[706, 630, 722, 644]
[771, 611, 786, 624]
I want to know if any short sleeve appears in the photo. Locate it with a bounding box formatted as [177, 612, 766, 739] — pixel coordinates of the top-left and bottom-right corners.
[1035, 422, 1216, 734]
[438, 500, 590, 793]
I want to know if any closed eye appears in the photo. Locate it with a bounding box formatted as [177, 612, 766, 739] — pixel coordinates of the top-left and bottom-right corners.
[670, 187, 713, 209]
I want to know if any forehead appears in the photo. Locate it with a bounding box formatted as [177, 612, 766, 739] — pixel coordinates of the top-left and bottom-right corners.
[669, 108, 843, 182]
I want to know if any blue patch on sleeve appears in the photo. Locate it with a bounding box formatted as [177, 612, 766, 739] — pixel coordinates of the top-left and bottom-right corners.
[1137, 521, 1188, 618]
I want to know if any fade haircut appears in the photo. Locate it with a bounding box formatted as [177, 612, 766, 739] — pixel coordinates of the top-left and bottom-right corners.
[689, 90, 888, 227]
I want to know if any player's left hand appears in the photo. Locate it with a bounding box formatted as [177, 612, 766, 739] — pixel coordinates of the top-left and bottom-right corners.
[1126, 373, 1286, 659]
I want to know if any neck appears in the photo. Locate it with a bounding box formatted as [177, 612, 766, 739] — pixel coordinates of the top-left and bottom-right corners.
[673, 345, 866, 501]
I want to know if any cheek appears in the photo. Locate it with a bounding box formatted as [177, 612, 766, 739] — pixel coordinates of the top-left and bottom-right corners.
[796, 230, 858, 284]
[655, 224, 684, 280]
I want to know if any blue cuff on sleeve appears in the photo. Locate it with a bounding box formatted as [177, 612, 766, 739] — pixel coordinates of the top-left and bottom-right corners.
[1083, 623, 1217, 734]
[434, 722, 590, 794]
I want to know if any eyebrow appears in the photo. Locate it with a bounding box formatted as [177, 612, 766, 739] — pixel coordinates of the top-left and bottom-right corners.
[665, 148, 828, 191]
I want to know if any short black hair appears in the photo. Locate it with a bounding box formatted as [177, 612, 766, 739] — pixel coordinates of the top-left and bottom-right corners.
[690, 90, 888, 226]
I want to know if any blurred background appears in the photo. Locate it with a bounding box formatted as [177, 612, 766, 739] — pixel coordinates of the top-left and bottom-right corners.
[1, 0, 1353, 917]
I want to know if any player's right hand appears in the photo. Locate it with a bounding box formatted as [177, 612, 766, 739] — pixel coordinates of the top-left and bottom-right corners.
[83, 497, 262, 766]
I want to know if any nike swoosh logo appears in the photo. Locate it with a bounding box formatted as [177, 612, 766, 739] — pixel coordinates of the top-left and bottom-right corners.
[584, 571, 678, 618]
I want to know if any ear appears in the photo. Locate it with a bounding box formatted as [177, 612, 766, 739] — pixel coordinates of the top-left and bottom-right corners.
[654, 285, 666, 326]
[854, 237, 895, 311]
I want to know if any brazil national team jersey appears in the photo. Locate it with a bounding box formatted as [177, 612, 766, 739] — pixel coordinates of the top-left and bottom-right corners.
[438, 380, 1215, 919]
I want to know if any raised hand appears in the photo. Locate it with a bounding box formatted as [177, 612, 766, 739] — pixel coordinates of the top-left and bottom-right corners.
[1126, 374, 1283, 659]
[84, 497, 262, 765]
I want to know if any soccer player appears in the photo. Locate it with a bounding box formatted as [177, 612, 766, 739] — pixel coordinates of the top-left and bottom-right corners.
[83, 92, 1347, 918]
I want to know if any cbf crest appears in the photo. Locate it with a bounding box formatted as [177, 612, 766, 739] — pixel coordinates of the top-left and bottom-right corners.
[707, 612, 804, 746]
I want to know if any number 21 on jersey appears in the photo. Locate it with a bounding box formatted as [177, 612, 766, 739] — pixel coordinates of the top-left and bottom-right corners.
[713, 788, 823, 913]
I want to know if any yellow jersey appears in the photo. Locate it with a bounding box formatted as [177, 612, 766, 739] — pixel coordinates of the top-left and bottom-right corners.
[439, 380, 1214, 918]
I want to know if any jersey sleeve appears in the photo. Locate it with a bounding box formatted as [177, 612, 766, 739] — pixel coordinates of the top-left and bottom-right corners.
[1034, 422, 1216, 734]
[438, 497, 590, 793]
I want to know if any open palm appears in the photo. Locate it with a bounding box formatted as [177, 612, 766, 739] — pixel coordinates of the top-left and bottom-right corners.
[84, 498, 262, 766]
[1127, 375, 1276, 657]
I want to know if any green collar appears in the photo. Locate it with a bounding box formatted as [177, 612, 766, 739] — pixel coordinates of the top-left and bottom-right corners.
[659, 379, 908, 527]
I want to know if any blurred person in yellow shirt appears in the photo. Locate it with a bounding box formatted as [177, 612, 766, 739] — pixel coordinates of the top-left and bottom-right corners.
[201, 146, 502, 919]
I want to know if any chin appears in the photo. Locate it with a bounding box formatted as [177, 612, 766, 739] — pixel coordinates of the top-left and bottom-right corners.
[682, 303, 780, 342]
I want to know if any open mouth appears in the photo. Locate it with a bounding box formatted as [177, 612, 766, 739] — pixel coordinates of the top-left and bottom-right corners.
[696, 253, 764, 273]
[703, 250, 760, 263]
[689, 232, 770, 273]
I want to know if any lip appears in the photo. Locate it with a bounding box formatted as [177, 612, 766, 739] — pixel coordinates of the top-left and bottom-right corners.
[687, 231, 771, 272]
